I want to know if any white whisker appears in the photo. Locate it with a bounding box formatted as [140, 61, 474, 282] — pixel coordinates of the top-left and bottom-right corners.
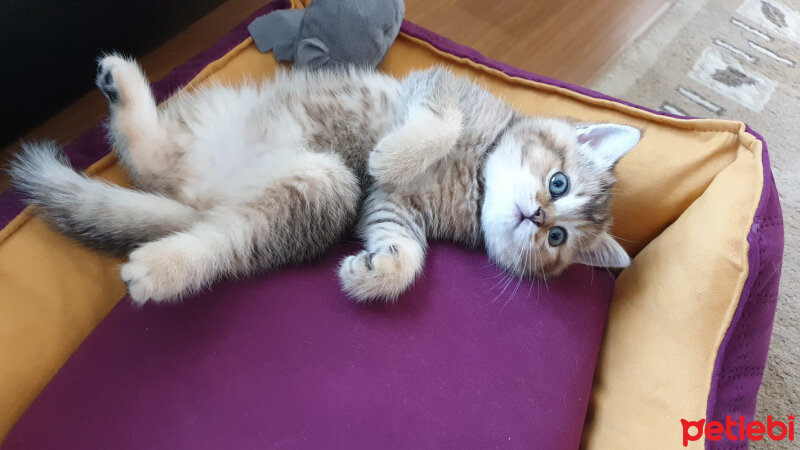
[609, 233, 638, 244]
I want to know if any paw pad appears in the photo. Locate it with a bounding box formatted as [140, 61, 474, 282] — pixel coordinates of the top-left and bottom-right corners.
[96, 63, 119, 103]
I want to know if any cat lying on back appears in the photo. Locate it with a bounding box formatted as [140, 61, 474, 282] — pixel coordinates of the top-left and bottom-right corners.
[10, 54, 641, 304]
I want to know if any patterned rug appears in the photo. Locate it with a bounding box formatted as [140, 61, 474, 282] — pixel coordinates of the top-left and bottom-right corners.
[591, 0, 798, 447]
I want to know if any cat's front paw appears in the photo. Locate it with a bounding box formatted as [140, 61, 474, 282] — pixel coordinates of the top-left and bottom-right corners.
[120, 238, 200, 305]
[338, 245, 421, 302]
[368, 132, 417, 186]
[368, 106, 462, 186]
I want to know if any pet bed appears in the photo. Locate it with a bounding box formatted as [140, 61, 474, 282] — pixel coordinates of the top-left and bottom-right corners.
[0, 1, 783, 448]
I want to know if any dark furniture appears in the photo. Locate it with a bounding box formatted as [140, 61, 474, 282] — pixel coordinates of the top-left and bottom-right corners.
[0, 0, 227, 147]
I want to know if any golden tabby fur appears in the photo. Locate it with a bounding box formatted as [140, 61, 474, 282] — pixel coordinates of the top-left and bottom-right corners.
[10, 55, 640, 304]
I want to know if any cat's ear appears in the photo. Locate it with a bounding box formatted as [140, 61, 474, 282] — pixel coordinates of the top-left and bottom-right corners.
[576, 123, 641, 169]
[296, 38, 330, 68]
[573, 234, 631, 268]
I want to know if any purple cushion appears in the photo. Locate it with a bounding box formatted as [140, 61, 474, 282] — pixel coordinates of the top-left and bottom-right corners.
[6, 243, 614, 449]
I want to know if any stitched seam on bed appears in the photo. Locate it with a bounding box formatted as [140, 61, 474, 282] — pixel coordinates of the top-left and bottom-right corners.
[399, 30, 753, 139]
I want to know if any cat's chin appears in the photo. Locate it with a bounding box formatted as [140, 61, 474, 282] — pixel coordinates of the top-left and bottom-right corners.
[514, 218, 537, 231]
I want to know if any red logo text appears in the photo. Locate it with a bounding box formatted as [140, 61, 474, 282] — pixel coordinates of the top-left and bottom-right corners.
[681, 415, 795, 447]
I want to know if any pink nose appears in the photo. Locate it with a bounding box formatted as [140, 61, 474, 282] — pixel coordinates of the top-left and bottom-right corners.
[528, 207, 545, 226]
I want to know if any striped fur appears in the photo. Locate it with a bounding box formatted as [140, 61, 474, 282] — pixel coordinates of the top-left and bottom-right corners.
[342, 71, 641, 301]
[9, 54, 640, 304]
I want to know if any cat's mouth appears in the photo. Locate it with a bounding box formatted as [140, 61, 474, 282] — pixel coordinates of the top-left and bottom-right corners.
[515, 205, 545, 227]
[514, 204, 529, 225]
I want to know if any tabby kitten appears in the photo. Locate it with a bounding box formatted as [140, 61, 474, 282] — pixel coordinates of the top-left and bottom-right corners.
[10, 54, 640, 304]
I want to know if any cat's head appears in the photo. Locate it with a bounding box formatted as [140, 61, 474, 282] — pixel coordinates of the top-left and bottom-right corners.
[481, 117, 641, 279]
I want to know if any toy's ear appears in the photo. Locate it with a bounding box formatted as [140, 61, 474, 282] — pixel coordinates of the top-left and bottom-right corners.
[247, 10, 304, 56]
[296, 37, 330, 68]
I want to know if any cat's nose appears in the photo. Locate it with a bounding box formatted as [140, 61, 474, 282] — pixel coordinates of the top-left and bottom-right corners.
[527, 207, 545, 226]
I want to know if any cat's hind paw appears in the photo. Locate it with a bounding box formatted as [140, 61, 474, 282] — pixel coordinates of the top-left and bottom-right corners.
[95, 54, 149, 107]
[120, 237, 201, 305]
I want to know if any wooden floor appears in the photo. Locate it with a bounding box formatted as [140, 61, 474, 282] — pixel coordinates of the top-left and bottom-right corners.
[0, 0, 669, 191]
[406, 0, 669, 83]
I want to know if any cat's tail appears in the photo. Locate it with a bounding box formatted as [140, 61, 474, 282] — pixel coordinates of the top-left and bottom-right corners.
[8, 142, 200, 255]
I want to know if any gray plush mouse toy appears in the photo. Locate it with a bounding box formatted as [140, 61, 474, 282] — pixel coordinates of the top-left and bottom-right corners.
[248, 0, 405, 69]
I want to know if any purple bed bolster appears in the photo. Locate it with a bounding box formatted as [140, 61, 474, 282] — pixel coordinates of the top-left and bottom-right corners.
[0, 1, 783, 448]
[5, 245, 616, 449]
[704, 129, 783, 450]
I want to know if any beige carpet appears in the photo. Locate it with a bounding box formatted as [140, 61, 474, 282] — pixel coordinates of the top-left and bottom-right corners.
[591, 0, 798, 447]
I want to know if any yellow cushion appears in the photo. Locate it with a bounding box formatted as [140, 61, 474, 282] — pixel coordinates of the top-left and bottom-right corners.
[0, 1, 770, 447]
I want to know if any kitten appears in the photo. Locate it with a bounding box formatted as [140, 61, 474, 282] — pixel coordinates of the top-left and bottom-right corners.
[9, 54, 640, 304]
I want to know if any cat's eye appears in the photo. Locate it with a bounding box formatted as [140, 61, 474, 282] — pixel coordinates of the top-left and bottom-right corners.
[548, 226, 567, 246]
[549, 172, 569, 198]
